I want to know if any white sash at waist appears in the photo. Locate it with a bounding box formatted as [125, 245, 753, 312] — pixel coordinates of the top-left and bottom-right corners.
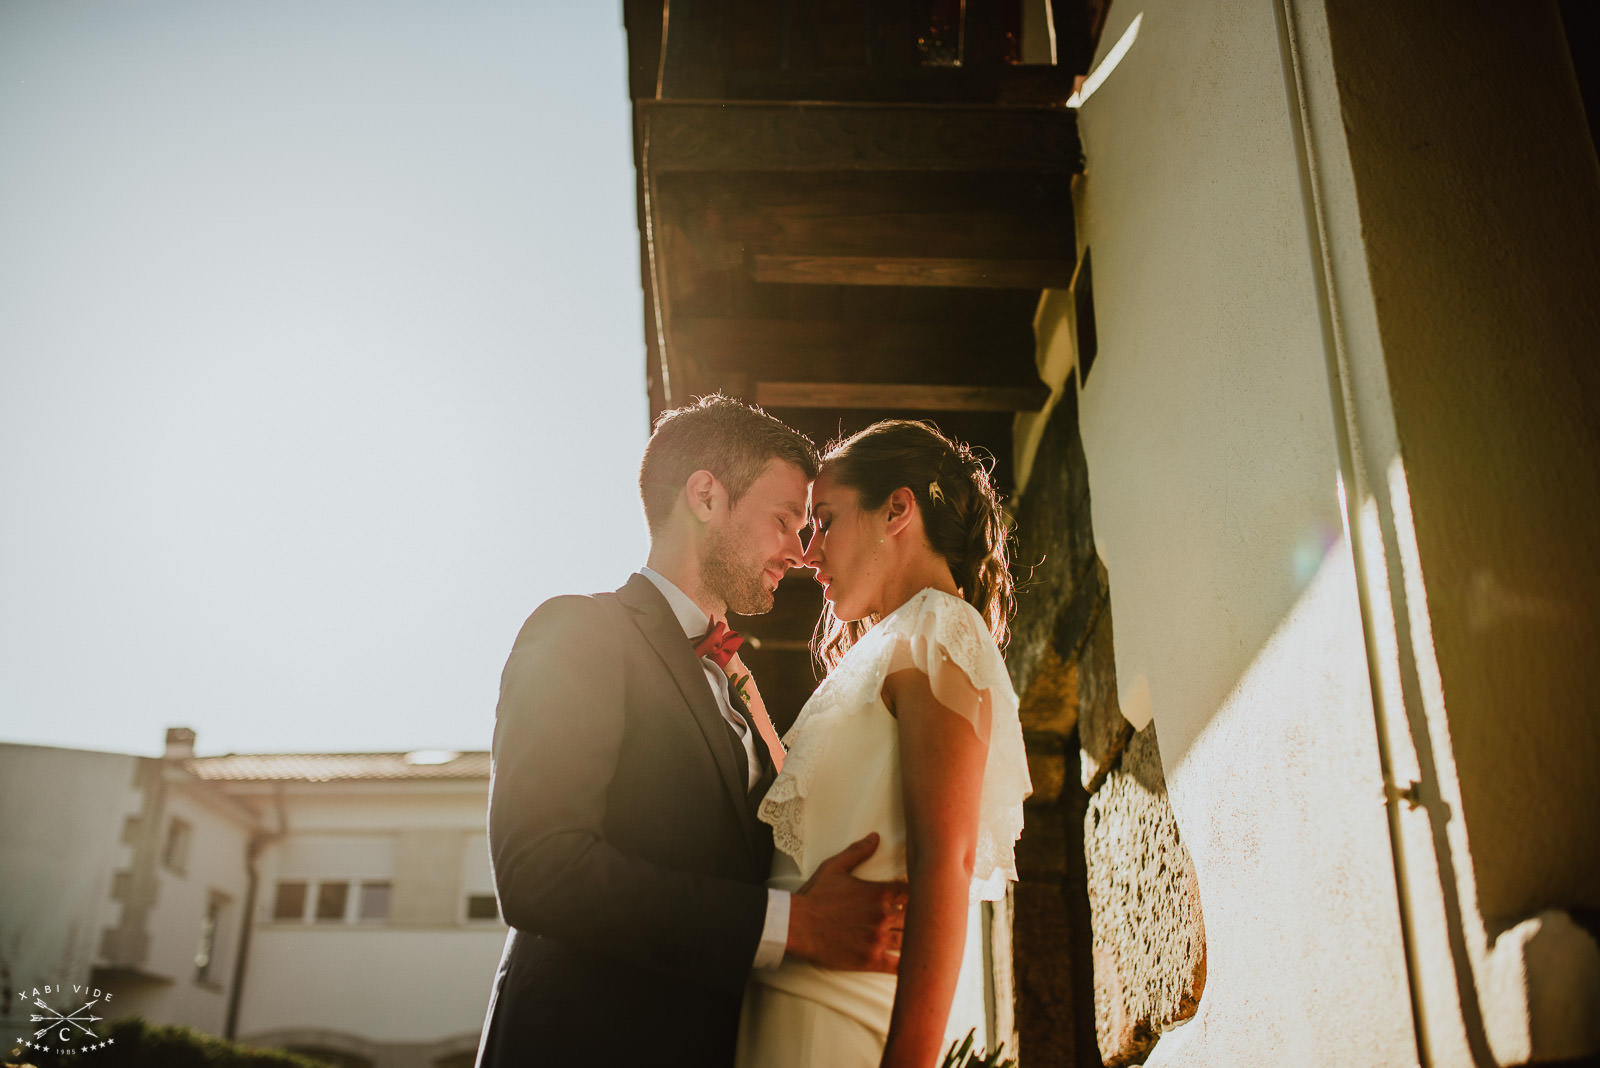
[749, 959, 898, 1036]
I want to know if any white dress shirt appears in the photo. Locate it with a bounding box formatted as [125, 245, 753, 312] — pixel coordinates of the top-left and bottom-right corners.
[639, 567, 790, 970]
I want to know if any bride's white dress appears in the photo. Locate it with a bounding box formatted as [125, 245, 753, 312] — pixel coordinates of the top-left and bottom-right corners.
[736, 588, 1031, 1067]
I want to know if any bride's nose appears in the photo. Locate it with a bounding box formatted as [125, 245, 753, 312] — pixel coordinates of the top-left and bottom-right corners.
[802, 538, 822, 570]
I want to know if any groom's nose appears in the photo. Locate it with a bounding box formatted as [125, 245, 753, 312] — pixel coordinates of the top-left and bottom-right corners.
[781, 528, 805, 569]
[790, 527, 812, 565]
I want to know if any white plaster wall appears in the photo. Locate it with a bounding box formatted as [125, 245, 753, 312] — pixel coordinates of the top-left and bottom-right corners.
[116, 782, 255, 1035]
[1320, 0, 1600, 924]
[275, 833, 397, 883]
[236, 781, 501, 1045]
[0, 751, 499, 1050]
[459, 832, 492, 901]
[1305, 4, 1600, 1060]
[1057, 0, 1416, 1062]
[0, 744, 139, 1017]
[237, 928, 506, 1043]
[1147, 541, 1412, 1066]
[249, 786, 486, 924]
[231, 783, 489, 833]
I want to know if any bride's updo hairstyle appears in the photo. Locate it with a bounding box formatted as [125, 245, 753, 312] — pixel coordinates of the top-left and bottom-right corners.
[812, 420, 1014, 672]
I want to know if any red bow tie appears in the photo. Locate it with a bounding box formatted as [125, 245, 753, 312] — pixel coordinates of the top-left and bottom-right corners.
[693, 620, 744, 670]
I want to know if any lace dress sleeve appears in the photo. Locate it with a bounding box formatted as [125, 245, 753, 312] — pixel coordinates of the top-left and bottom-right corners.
[758, 590, 1031, 900]
[878, 591, 1032, 901]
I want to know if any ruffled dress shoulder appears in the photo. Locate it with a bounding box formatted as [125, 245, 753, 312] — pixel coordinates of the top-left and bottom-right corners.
[757, 587, 1031, 902]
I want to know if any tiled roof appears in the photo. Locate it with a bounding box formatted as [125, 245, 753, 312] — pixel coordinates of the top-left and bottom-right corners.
[183, 750, 491, 783]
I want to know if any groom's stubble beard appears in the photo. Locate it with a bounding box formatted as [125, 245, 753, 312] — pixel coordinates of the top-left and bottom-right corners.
[702, 520, 775, 616]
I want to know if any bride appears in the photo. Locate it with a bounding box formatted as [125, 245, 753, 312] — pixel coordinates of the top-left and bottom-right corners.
[737, 420, 1031, 1068]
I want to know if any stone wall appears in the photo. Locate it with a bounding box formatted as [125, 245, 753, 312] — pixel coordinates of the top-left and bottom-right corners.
[1083, 721, 1205, 1063]
[1008, 389, 1204, 1067]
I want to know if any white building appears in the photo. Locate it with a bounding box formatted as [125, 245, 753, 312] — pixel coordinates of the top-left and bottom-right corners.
[0, 728, 504, 1068]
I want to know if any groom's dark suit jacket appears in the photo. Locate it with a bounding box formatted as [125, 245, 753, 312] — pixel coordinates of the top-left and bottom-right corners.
[475, 574, 777, 1067]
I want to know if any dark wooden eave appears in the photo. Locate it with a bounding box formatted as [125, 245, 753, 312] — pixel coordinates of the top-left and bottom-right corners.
[624, 0, 1098, 727]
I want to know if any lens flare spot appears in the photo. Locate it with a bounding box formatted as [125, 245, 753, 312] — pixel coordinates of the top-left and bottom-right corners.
[1291, 525, 1337, 589]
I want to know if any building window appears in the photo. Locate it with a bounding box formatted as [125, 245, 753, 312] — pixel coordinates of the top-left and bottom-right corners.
[272, 878, 392, 924]
[465, 894, 500, 922]
[272, 880, 308, 922]
[358, 881, 391, 922]
[315, 880, 349, 922]
[162, 817, 192, 874]
[194, 894, 229, 985]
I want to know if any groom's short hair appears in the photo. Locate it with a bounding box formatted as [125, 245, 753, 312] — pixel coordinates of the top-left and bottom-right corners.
[639, 394, 818, 534]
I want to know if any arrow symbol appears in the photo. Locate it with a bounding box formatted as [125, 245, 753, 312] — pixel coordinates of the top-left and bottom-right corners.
[30, 997, 103, 1037]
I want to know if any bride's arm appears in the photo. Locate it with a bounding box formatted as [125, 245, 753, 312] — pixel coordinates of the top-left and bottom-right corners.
[881, 666, 989, 1068]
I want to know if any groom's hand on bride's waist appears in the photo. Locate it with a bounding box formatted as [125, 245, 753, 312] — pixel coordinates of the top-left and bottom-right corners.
[784, 832, 908, 974]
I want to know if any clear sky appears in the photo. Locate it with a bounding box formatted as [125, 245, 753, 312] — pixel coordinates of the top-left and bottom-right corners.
[0, 2, 651, 758]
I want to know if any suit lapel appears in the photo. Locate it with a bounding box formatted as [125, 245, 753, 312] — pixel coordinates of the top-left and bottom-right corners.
[617, 575, 761, 854]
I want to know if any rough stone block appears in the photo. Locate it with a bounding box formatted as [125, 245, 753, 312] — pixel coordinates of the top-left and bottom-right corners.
[1015, 804, 1068, 880]
[1119, 715, 1169, 794]
[1008, 386, 1096, 698]
[1019, 643, 1078, 737]
[1065, 487, 1097, 593]
[1011, 881, 1078, 1068]
[1055, 556, 1107, 661]
[1025, 734, 1068, 806]
[1083, 725, 1205, 1066]
[1077, 599, 1131, 791]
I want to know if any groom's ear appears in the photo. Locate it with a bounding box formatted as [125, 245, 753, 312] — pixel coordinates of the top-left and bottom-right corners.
[885, 486, 917, 536]
[684, 469, 721, 522]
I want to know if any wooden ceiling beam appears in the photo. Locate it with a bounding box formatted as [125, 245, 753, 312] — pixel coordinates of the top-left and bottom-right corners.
[669, 274, 1043, 323]
[723, 65, 1077, 106]
[750, 254, 1079, 289]
[657, 171, 1076, 291]
[762, 407, 1020, 492]
[672, 202, 1071, 263]
[675, 315, 1037, 376]
[641, 100, 1082, 174]
[754, 381, 1050, 411]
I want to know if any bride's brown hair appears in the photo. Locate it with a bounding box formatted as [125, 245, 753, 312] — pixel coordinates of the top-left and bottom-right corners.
[811, 420, 1014, 672]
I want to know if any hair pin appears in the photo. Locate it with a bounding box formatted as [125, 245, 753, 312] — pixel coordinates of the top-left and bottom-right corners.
[927, 479, 946, 504]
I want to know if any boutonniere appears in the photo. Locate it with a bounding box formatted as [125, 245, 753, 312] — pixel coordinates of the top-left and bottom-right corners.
[693, 619, 744, 669]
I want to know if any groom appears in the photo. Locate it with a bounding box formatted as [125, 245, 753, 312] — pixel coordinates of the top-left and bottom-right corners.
[475, 396, 906, 1067]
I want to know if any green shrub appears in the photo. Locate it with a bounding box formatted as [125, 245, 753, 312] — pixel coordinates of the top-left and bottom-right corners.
[10, 1017, 332, 1068]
